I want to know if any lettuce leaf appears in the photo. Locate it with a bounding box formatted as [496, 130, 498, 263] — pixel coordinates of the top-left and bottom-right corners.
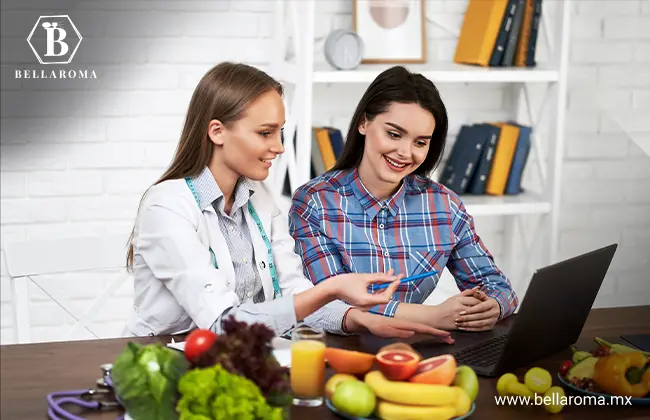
[112, 342, 188, 420]
[176, 364, 286, 420]
[191, 317, 291, 406]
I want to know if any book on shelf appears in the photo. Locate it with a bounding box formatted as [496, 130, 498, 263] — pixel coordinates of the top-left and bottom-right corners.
[438, 121, 532, 197]
[280, 126, 346, 196]
[310, 126, 345, 178]
[454, 0, 543, 68]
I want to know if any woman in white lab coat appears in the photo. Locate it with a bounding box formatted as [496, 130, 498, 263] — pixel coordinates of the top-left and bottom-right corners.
[123, 62, 453, 342]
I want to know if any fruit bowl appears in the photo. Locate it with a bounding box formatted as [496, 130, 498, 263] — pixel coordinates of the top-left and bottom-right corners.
[555, 336, 650, 406]
[325, 399, 476, 420]
[557, 373, 650, 406]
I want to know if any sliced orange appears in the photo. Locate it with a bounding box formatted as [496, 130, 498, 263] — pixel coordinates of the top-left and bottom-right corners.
[324, 348, 376, 375]
[409, 354, 457, 385]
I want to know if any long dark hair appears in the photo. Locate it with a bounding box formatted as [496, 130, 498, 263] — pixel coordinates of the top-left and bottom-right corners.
[126, 62, 283, 271]
[331, 66, 448, 177]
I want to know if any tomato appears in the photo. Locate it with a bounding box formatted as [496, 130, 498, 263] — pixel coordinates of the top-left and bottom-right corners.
[593, 346, 610, 357]
[184, 329, 217, 362]
[559, 360, 573, 377]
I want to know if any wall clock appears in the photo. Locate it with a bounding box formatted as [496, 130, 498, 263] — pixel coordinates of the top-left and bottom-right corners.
[325, 29, 364, 70]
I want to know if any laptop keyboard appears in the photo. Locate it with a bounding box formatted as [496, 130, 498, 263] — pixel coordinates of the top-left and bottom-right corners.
[453, 334, 508, 367]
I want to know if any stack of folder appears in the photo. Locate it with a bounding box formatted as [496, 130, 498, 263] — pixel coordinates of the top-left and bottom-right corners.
[279, 126, 345, 197]
[310, 126, 344, 178]
[454, 0, 543, 67]
[438, 122, 532, 196]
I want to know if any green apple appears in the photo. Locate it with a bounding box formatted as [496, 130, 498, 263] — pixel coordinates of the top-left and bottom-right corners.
[453, 365, 479, 402]
[332, 380, 376, 418]
[325, 373, 358, 400]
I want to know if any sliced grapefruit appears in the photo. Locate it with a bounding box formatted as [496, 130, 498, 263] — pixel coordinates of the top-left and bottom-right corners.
[325, 348, 376, 375]
[409, 354, 457, 385]
[378, 342, 421, 359]
[376, 349, 421, 381]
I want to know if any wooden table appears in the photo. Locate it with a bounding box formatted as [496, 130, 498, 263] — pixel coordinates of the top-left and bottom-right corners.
[2, 306, 649, 419]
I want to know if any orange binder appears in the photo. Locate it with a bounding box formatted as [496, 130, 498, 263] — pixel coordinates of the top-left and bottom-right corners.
[514, 0, 535, 67]
[314, 127, 336, 170]
[485, 123, 520, 195]
[454, 0, 511, 66]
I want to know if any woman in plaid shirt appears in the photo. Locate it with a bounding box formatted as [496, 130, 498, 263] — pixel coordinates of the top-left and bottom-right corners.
[289, 66, 519, 339]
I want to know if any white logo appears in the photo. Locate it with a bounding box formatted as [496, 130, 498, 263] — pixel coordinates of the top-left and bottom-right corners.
[27, 15, 82, 65]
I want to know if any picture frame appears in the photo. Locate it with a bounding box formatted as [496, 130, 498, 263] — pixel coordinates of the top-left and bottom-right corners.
[353, 0, 427, 64]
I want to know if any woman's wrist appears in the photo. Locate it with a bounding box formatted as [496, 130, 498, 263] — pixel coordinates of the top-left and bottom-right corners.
[293, 282, 337, 321]
[343, 308, 367, 333]
[319, 275, 343, 301]
[394, 302, 441, 328]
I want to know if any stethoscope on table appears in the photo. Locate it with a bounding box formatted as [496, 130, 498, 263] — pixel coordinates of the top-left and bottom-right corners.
[46, 363, 125, 420]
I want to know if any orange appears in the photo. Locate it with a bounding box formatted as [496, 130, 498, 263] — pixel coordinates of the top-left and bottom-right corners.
[375, 349, 421, 381]
[325, 348, 376, 375]
[409, 354, 457, 385]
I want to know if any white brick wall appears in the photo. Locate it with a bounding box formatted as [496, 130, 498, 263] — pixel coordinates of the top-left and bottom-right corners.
[1, 0, 649, 344]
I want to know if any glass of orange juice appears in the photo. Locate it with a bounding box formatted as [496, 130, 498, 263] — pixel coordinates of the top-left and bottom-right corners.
[290, 326, 326, 407]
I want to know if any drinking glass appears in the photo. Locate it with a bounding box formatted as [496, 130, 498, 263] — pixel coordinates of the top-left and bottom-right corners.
[290, 326, 326, 407]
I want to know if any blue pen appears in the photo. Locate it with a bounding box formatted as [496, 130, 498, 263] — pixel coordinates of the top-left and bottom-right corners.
[372, 271, 437, 291]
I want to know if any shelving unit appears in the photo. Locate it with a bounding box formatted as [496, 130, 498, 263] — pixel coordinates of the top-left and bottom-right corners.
[460, 192, 551, 217]
[312, 62, 560, 84]
[269, 0, 572, 291]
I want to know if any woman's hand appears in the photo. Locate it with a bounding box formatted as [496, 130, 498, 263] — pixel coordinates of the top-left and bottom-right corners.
[432, 286, 484, 330]
[454, 288, 501, 331]
[346, 310, 454, 343]
[328, 270, 403, 309]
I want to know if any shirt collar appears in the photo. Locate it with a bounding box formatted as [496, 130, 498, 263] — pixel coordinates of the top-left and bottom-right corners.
[345, 167, 408, 219]
[190, 166, 254, 213]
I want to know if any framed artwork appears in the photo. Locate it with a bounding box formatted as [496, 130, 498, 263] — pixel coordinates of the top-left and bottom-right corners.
[353, 0, 427, 64]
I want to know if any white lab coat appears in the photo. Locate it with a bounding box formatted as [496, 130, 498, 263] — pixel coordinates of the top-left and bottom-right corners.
[123, 177, 316, 337]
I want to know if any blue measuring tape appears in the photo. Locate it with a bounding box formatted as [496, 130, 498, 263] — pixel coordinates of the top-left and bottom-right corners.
[185, 177, 282, 299]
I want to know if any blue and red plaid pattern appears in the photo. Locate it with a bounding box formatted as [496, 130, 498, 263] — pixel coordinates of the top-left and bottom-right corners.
[289, 168, 518, 320]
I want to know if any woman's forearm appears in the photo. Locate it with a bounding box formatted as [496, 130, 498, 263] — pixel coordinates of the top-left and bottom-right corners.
[394, 302, 443, 327]
[344, 303, 443, 332]
[293, 282, 338, 321]
[345, 301, 444, 327]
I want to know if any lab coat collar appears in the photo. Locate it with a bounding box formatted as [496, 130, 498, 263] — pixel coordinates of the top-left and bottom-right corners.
[190, 166, 255, 213]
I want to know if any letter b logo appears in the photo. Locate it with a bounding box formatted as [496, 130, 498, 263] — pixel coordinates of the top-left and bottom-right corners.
[27, 15, 82, 64]
[43, 22, 69, 56]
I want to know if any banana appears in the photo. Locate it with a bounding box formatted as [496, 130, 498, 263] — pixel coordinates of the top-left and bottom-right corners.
[376, 400, 457, 420]
[365, 370, 460, 406]
[455, 387, 472, 417]
[595, 337, 650, 357]
[571, 345, 592, 363]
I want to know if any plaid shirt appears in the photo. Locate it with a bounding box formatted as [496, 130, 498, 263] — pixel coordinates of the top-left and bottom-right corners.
[289, 168, 518, 320]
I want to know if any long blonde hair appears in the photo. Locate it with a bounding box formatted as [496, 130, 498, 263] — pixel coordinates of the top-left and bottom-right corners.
[126, 62, 283, 271]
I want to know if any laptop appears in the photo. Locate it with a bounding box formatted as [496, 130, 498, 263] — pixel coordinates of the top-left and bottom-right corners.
[445, 243, 618, 377]
[620, 334, 650, 352]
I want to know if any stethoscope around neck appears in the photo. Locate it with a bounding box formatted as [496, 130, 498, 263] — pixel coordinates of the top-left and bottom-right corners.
[184, 176, 282, 299]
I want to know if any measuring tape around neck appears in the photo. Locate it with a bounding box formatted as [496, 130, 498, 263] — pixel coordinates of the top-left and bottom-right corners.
[185, 177, 282, 299]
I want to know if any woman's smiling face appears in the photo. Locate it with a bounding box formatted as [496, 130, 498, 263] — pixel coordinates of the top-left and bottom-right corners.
[358, 101, 436, 187]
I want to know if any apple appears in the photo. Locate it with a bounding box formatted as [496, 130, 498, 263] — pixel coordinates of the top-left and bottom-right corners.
[325, 373, 358, 400]
[332, 380, 376, 418]
[453, 365, 479, 402]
